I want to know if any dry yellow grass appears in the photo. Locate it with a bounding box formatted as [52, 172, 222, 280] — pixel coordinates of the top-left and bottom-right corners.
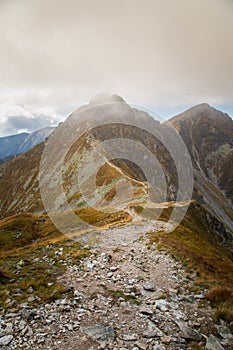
[146, 204, 233, 324]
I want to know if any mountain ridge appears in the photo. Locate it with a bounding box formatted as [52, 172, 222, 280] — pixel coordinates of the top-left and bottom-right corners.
[0, 126, 55, 160]
[0, 98, 233, 349]
[0, 99, 232, 240]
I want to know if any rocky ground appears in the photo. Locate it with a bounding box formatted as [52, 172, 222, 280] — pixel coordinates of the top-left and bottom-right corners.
[0, 220, 233, 349]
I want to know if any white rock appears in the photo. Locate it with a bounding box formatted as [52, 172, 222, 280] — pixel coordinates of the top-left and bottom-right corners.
[0, 335, 13, 346]
[143, 282, 156, 292]
[122, 333, 138, 341]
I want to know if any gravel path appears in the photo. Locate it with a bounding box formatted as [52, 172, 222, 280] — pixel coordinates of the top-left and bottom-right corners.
[1, 220, 232, 349]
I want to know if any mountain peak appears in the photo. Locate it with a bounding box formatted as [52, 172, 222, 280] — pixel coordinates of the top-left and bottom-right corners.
[196, 102, 210, 107]
[169, 102, 232, 125]
[89, 93, 126, 106]
[189, 102, 218, 112]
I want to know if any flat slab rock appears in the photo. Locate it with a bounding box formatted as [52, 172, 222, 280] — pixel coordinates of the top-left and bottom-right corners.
[205, 334, 225, 350]
[82, 325, 115, 342]
[216, 325, 233, 340]
[177, 321, 202, 341]
[0, 335, 14, 346]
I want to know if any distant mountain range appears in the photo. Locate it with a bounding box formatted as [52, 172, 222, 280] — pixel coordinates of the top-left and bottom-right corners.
[0, 127, 55, 160]
[0, 95, 232, 255]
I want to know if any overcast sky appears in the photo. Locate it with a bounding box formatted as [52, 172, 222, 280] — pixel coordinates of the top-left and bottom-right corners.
[0, 0, 232, 135]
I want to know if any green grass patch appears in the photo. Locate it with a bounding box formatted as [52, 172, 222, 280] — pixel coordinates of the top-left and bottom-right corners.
[0, 240, 90, 310]
[0, 212, 61, 253]
[108, 289, 141, 305]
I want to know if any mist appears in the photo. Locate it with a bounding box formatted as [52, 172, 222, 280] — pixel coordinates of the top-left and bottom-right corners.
[0, 0, 232, 131]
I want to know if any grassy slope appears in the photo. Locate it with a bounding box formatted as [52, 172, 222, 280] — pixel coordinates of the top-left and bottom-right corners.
[0, 207, 131, 310]
[143, 203, 233, 323]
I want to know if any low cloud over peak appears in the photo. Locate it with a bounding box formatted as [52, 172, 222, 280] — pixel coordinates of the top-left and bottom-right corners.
[0, 0, 232, 120]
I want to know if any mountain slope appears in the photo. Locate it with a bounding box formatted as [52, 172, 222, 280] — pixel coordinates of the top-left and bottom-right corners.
[0, 142, 44, 216]
[17, 127, 55, 154]
[0, 97, 232, 248]
[168, 103, 233, 237]
[0, 96, 179, 217]
[0, 133, 29, 158]
[168, 103, 233, 200]
[0, 127, 55, 159]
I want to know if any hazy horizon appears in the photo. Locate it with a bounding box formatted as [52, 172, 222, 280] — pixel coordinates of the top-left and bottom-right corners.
[0, 0, 232, 135]
[0, 98, 232, 137]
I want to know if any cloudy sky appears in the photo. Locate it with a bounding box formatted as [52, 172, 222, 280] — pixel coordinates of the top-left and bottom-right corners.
[0, 0, 232, 136]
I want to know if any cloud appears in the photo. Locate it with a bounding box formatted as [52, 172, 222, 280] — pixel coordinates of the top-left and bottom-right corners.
[0, 0, 232, 114]
[5, 115, 52, 133]
[0, 104, 64, 136]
